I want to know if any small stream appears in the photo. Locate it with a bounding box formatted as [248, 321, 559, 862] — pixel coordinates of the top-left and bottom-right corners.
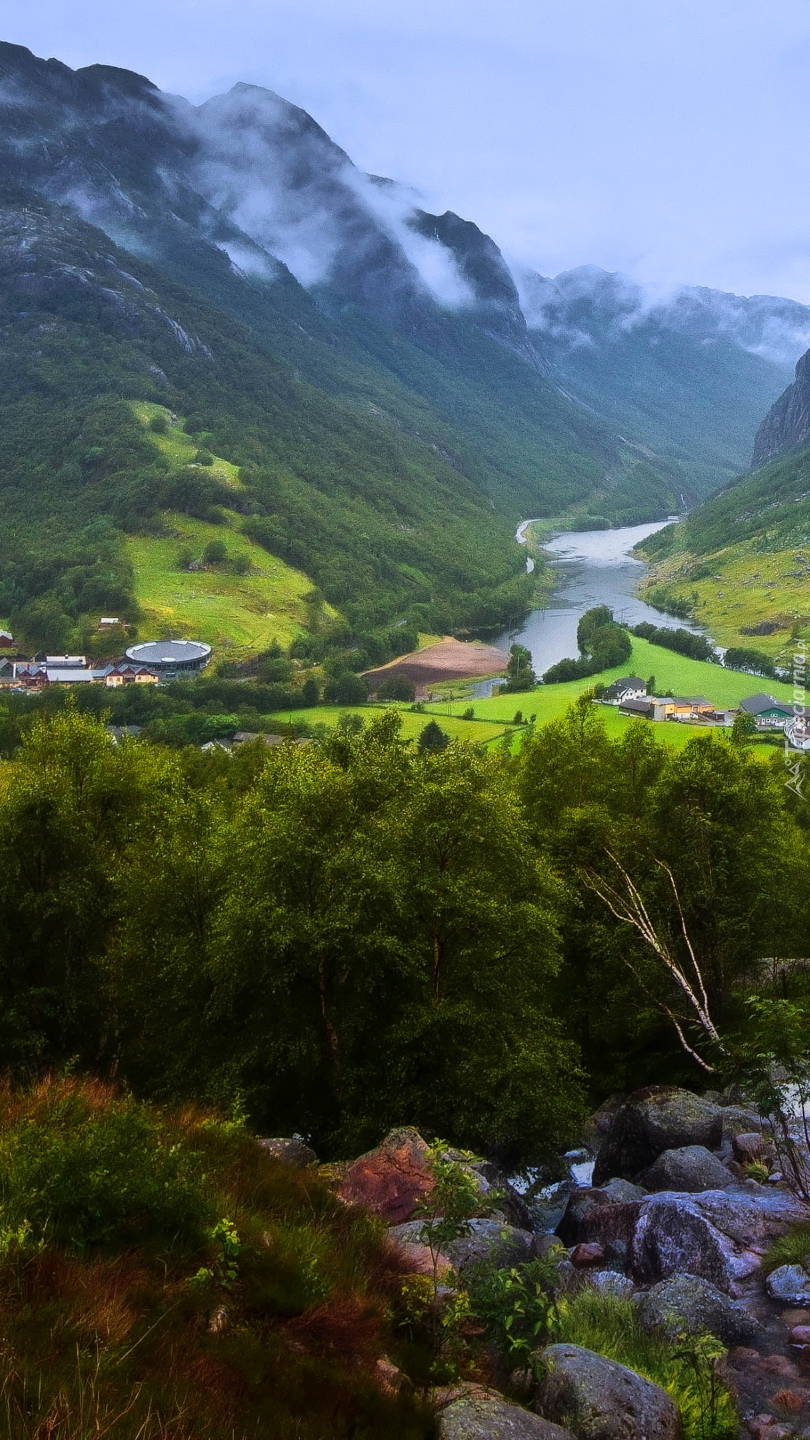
[473, 519, 707, 695]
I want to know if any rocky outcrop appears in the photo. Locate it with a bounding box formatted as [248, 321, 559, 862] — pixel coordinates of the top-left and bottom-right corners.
[639, 1146, 734, 1194]
[636, 1274, 762, 1344]
[753, 349, 810, 467]
[536, 1344, 681, 1440]
[338, 1127, 434, 1223]
[438, 1388, 574, 1440]
[592, 1088, 723, 1185]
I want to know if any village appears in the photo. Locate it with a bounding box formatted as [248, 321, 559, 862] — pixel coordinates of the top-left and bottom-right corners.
[0, 626, 212, 691]
[600, 673, 810, 749]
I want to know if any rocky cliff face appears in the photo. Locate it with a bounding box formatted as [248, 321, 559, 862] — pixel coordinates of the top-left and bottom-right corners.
[752, 349, 810, 467]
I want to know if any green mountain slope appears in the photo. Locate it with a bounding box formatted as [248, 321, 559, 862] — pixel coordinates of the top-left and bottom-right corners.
[0, 193, 533, 646]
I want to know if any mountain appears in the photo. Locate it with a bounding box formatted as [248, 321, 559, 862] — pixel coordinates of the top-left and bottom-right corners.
[0, 39, 808, 653]
[637, 338, 810, 656]
[753, 348, 810, 466]
[519, 265, 810, 495]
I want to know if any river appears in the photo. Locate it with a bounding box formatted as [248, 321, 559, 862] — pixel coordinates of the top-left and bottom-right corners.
[473, 519, 706, 695]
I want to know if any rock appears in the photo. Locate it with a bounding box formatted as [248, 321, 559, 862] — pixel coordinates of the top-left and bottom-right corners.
[525, 1180, 574, 1234]
[600, 1179, 648, 1203]
[375, 1357, 405, 1393]
[588, 1271, 635, 1298]
[536, 1344, 681, 1440]
[390, 1238, 453, 1277]
[592, 1086, 723, 1185]
[631, 1188, 806, 1294]
[258, 1136, 317, 1167]
[570, 1243, 605, 1267]
[767, 1266, 810, 1304]
[338, 1127, 433, 1223]
[635, 1274, 762, 1344]
[639, 1145, 735, 1194]
[733, 1133, 776, 1167]
[534, 1233, 567, 1260]
[438, 1389, 575, 1440]
[720, 1107, 765, 1142]
[557, 1189, 643, 1250]
[789, 1326, 810, 1347]
[389, 1218, 534, 1274]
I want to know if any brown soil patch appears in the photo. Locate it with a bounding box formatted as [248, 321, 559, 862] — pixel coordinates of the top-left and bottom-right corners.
[364, 638, 508, 694]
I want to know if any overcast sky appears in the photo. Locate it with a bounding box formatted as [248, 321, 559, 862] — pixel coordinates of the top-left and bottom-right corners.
[6, 0, 810, 300]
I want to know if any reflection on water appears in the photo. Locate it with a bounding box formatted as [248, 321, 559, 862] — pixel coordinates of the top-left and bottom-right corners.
[475, 520, 705, 694]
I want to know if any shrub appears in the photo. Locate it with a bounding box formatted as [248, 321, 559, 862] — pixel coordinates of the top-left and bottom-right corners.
[762, 1223, 810, 1275]
[0, 1080, 213, 1251]
[203, 538, 228, 565]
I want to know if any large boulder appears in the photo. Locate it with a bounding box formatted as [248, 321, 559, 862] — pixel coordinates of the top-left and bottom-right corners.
[638, 1146, 735, 1194]
[390, 1217, 534, 1274]
[593, 1088, 723, 1185]
[630, 1188, 805, 1294]
[438, 1389, 575, 1440]
[636, 1273, 762, 1344]
[536, 1344, 681, 1440]
[338, 1127, 433, 1222]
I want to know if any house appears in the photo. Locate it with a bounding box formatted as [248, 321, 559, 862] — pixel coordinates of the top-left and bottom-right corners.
[739, 693, 794, 729]
[0, 631, 14, 649]
[97, 618, 121, 629]
[618, 696, 655, 718]
[604, 676, 646, 704]
[660, 696, 715, 720]
[45, 655, 87, 669]
[101, 665, 158, 688]
[45, 668, 96, 684]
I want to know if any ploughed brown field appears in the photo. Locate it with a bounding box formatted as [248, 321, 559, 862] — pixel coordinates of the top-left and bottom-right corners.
[364, 637, 508, 694]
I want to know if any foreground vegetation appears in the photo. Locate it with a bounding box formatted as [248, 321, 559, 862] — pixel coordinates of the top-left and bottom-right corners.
[0, 1077, 432, 1440]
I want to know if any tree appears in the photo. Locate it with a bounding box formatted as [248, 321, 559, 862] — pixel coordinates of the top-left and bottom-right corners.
[577, 606, 614, 654]
[300, 677, 320, 706]
[418, 720, 449, 752]
[501, 644, 536, 693]
[376, 675, 417, 702]
[730, 710, 758, 745]
[323, 673, 369, 705]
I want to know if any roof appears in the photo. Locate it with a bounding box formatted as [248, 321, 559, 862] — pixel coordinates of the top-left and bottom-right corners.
[670, 696, 713, 707]
[619, 697, 653, 714]
[45, 655, 86, 667]
[126, 639, 211, 665]
[740, 693, 793, 716]
[608, 676, 645, 690]
[46, 669, 96, 683]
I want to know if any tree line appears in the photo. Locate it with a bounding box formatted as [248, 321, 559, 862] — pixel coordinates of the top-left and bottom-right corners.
[0, 702, 807, 1167]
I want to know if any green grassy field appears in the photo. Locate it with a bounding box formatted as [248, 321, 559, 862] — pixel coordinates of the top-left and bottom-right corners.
[639, 541, 810, 659]
[125, 404, 331, 656]
[269, 705, 511, 747]
[271, 637, 797, 751]
[126, 515, 322, 657]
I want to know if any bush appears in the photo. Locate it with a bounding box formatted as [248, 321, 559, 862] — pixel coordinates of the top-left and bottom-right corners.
[0, 1080, 213, 1251]
[203, 539, 228, 565]
[194, 449, 214, 466]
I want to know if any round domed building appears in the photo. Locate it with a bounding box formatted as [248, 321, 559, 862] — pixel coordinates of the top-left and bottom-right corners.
[125, 639, 211, 677]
